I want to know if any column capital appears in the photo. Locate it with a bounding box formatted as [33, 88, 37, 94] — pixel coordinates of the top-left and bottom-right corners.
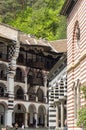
[8, 71, 15, 78]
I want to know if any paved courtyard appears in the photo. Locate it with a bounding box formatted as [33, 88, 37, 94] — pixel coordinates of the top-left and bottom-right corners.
[18, 128, 48, 130]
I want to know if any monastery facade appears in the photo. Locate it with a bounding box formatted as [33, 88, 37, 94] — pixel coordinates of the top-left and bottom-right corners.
[0, 23, 66, 129]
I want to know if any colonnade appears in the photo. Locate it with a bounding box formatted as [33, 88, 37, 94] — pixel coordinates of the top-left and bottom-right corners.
[55, 99, 66, 130]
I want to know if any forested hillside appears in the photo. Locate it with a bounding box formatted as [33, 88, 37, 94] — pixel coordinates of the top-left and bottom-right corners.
[0, 0, 66, 41]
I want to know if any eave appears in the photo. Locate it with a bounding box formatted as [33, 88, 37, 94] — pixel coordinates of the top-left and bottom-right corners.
[60, 0, 78, 16]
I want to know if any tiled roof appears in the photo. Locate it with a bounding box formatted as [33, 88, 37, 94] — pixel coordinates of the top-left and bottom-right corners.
[19, 33, 67, 53]
[0, 23, 67, 53]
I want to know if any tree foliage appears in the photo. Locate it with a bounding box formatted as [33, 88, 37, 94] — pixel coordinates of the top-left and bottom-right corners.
[77, 85, 86, 130]
[0, 0, 66, 41]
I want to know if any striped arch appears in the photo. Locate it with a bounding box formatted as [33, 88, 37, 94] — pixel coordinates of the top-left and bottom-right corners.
[72, 20, 80, 63]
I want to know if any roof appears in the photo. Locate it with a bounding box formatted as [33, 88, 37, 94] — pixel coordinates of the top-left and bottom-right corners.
[0, 22, 18, 41]
[19, 33, 67, 53]
[0, 23, 67, 53]
[60, 0, 78, 16]
[49, 39, 67, 52]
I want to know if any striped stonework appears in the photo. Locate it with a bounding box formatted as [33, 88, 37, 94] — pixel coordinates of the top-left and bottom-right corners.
[65, 0, 86, 129]
[49, 67, 67, 130]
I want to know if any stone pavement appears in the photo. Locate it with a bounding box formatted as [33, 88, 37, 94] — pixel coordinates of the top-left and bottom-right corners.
[18, 128, 48, 130]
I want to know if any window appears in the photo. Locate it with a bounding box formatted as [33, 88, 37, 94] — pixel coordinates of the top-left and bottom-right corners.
[73, 79, 80, 119]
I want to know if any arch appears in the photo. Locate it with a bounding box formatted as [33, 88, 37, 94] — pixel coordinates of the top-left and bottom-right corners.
[28, 87, 36, 101]
[15, 86, 24, 100]
[0, 102, 8, 126]
[37, 88, 44, 102]
[36, 70, 44, 86]
[28, 104, 36, 113]
[0, 83, 7, 97]
[28, 104, 36, 127]
[38, 105, 46, 114]
[15, 67, 24, 82]
[72, 20, 80, 63]
[17, 53, 24, 64]
[38, 105, 46, 127]
[0, 63, 8, 80]
[27, 69, 34, 84]
[14, 104, 26, 127]
[72, 21, 80, 42]
[0, 43, 8, 61]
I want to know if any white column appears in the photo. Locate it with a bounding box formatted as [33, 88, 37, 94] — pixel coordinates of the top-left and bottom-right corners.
[55, 104, 59, 130]
[61, 100, 64, 129]
[35, 113, 38, 128]
[45, 115, 47, 128]
[6, 41, 20, 127]
[44, 74, 47, 103]
[7, 73, 15, 95]
[6, 110, 13, 127]
[6, 73, 15, 127]
[25, 112, 28, 128]
[24, 76, 28, 101]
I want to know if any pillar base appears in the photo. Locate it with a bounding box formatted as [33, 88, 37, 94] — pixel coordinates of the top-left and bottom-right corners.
[55, 127, 59, 130]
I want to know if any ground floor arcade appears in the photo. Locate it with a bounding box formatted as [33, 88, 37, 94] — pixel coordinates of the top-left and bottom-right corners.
[0, 102, 48, 128]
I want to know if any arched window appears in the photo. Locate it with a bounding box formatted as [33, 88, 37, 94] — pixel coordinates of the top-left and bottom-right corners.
[0, 64, 7, 80]
[37, 88, 44, 102]
[27, 69, 34, 84]
[36, 71, 44, 86]
[17, 53, 24, 64]
[72, 21, 80, 63]
[73, 79, 80, 119]
[0, 87, 4, 97]
[16, 88, 24, 100]
[0, 83, 7, 97]
[15, 68, 23, 82]
[28, 87, 36, 101]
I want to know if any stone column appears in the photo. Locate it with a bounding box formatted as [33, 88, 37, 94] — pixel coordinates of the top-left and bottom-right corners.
[24, 72, 28, 101]
[36, 96, 38, 102]
[6, 72, 15, 127]
[43, 73, 48, 103]
[35, 113, 38, 128]
[45, 114, 47, 128]
[25, 112, 28, 128]
[55, 103, 59, 130]
[6, 40, 20, 127]
[61, 100, 64, 129]
[6, 110, 14, 127]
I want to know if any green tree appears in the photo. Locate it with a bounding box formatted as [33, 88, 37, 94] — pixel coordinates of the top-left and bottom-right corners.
[0, 0, 66, 41]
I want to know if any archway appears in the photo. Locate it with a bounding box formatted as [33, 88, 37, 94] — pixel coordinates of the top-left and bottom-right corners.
[0, 64, 7, 80]
[15, 68, 23, 82]
[28, 104, 36, 127]
[15, 86, 24, 100]
[13, 104, 26, 127]
[0, 102, 8, 126]
[38, 105, 46, 127]
[37, 88, 44, 102]
[0, 83, 7, 97]
[28, 87, 36, 101]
